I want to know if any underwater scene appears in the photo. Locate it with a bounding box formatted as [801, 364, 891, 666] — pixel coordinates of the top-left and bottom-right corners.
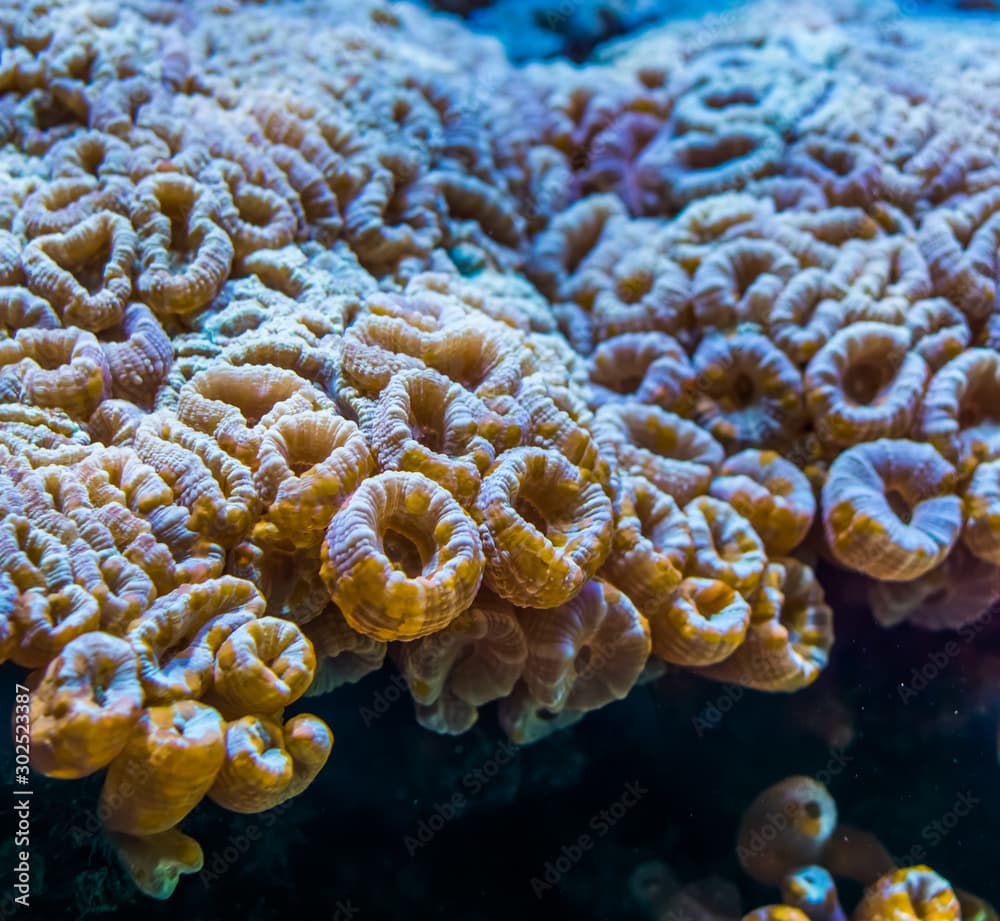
[1, 0, 1000, 918]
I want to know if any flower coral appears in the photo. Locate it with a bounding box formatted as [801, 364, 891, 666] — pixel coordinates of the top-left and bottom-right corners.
[322, 471, 485, 640]
[821, 440, 962, 581]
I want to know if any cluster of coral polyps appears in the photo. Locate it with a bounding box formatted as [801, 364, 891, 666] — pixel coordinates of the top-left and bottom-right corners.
[2, 0, 999, 898]
[640, 865, 988, 921]
[735, 778, 998, 921]
[635, 777, 997, 921]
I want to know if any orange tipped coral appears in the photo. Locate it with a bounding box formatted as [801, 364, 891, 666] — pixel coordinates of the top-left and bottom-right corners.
[602, 473, 691, 617]
[177, 363, 333, 467]
[919, 189, 1000, 324]
[21, 211, 135, 331]
[695, 558, 833, 692]
[101, 302, 173, 406]
[132, 173, 233, 317]
[867, 543, 1000, 631]
[133, 412, 259, 547]
[685, 495, 768, 595]
[2, 326, 111, 418]
[368, 367, 495, 505]
[805, 323, 928, 449]
[595, 404, 724, 506]
[252, 410, 373, 550]
[126, 576, 265, 704]
[587, 332, 697, 415]
[710, 450, 815, 557]
[649, 576, 751, 667]
[691, 238, 798, 332]
[519, 373, 608, 485]
[693, 330, 806, 451]
[766, 267, 848, 367]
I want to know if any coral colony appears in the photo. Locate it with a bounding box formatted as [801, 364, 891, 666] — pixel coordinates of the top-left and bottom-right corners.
[1, 0, 998, 912]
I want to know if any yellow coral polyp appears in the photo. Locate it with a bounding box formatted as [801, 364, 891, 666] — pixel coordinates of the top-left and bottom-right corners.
[805, 322, 929, 448]
[21, 211, 135, 331]
[472, 446, 613, 609]
[208, 712, 332, 813]
[212, 616, 316, 715]
[696, 558, 833, 692]
[29, 632, 144, 779]
[649, 576, 751, 667]
[821, 439, 962, 581]
[126, 576, 265, 704]
[685, 495, 767, 595]
[709, 449, 815, 556]
[601, 474, 691, 617]
[252, 410, 373, 549]
[321, 471, 484, 640]
[132, 173, 234, 317]
[855, 867, 962, 921]
[99, 700, 226, 836]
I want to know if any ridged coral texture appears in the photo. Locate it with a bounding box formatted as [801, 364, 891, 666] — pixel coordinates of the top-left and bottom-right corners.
[2, 0, 999, 900]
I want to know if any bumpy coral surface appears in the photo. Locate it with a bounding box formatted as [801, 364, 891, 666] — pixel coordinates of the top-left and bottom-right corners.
[2, 0, 999, 901]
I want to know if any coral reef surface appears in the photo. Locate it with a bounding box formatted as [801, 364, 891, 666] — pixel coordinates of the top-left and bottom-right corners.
[1, 0, 999, 908]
